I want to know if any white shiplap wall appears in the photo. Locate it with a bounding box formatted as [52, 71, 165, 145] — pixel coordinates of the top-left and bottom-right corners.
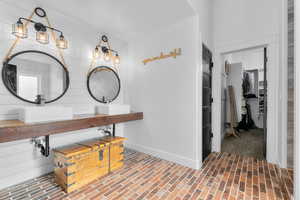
[0, 1, 128, 189]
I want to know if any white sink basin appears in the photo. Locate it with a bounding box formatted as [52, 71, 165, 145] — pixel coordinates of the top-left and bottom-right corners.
[19, 106, 73, 123]
[96, 104, 130, 115]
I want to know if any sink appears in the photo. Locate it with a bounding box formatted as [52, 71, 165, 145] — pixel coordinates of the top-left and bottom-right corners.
[19, 106, 73, 123]
[96, 104, 130, 115]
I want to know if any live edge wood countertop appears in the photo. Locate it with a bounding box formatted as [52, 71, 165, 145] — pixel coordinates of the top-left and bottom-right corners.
[0, 112, 143, 143]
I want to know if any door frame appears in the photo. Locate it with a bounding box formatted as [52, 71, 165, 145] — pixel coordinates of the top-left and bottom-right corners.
[220, 47, 268, 158]
[212, 36, 287, 166]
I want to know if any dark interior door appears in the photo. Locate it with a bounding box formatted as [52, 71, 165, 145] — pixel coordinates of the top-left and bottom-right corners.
[263, 47, 268, 158]
[202, 44, 213, 161]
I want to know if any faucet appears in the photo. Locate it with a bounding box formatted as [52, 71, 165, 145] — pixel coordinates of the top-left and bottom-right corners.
[35, 94, 46, 106]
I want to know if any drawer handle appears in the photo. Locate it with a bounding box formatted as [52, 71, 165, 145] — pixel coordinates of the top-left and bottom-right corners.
[65, 162, 75, 167]
[65, 182, 76, 187]
[99, 150, 104, 161]
[56, 162, 63, 168]
[64, 172, 76, 177]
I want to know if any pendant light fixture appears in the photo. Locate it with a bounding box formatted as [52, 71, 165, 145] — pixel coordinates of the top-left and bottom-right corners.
[35, 23, 49, 44]
[12, 20, 28, 38]
[92, 35, 120, 66]
[11, 7, 68, 50]
[56, 34, 68, 49]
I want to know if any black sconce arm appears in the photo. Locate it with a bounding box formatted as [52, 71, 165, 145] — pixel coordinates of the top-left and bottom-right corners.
[109, 49, 119, 54]
[96, 44, 119, 55]
[18, 17, 35, 24]
[18, 17, 64, 36]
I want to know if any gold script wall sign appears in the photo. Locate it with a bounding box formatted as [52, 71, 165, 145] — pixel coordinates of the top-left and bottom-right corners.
[143, 48, 182, 65]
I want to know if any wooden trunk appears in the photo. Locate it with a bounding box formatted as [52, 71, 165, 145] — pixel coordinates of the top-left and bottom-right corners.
[53, 142, 109, 193]
[101, 136, 126, 172]
[78, 139, 109, 177]
[53, 136, 126, 193]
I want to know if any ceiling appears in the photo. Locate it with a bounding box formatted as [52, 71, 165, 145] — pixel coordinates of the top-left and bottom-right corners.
[2, 0, 196, 41]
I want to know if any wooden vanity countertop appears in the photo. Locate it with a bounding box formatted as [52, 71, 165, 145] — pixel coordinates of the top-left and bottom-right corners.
[0, 112, 143, 143]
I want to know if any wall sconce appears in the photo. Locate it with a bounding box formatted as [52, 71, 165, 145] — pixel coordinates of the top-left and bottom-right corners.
[93, 35, 120, 65]
[12, 20, 28, 38]
[11, 7, 68, 49]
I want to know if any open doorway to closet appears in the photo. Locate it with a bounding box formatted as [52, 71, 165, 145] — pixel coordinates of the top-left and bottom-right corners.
[221, 47, 267, 160]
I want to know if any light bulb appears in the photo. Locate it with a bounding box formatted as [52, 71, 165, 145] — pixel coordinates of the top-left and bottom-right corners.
[36, 31, 49, 44]
[12, 20, 28, 38]
[114, 54, 120, 64]
[93, 47, 101, 59]
[56, 34, 68, 49]
[104, 53, 111, 62]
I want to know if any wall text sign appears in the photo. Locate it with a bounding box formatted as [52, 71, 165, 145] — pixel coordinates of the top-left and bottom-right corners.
[143, 48, 182, 65]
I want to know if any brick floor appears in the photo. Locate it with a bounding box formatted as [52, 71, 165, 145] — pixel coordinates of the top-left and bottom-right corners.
[0, 149, 293, 200]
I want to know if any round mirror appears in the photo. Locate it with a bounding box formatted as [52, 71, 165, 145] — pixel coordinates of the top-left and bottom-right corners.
[87, 66, 120, 103]
[2, 50, 69, 104]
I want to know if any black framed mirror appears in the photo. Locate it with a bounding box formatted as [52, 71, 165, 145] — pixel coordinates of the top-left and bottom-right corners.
[2, 50, 69, 104]
[87, 66, 120, 103]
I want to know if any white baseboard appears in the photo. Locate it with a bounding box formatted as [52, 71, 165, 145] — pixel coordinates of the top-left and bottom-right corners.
[125, 142, 201, 170]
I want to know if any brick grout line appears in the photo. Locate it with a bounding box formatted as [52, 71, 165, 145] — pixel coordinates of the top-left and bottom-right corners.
[245, 157, 253, 200]
[165, 168, 192, 200]
[261, 160, 270, 200]
[259, 159, 267, 200]
[271, 163, 284, 199]
[229, 155, 243, 199]
[123, 159, 175, 200]
[222, 153, 240, 200]
[252, 158, 260, 200]
[133, 161, 182, 199]
[212, 153, 236, 200]
[158, 164, 190, 200]
[161, 165, 189, 199]
[237, 154, 248, 200]
[100, 159, 169, 199]
[169, 154, 223, 198]
[91, 155, 161, 198]
[280, 169, 292, 200]
[200, 153, 229, 199]
[264, 160, 276, 200]
[182, 153, 221, 199]
[204, 153, 230, 199]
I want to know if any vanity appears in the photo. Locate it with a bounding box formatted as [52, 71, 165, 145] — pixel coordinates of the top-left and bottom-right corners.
[0, 112, 143, 143]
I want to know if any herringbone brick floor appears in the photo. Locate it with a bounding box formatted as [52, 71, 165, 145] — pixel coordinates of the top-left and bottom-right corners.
[0, 149, 293, 200]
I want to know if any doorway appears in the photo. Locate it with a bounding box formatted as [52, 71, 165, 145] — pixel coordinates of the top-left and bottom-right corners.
[221, 47, 267, 160]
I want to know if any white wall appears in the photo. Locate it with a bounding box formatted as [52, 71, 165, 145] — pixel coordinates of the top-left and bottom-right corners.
[212, 0, 286, 166]
[213, 0, 281, 46]
[124, 16, 202, 169]
[0, 1, 127, 189]
[188, 0, 214, 49]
